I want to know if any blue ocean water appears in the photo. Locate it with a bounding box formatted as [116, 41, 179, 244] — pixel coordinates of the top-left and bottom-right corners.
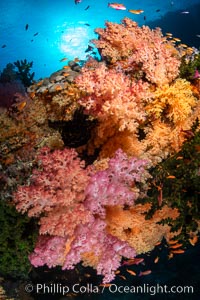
[0, 0, 200, 79]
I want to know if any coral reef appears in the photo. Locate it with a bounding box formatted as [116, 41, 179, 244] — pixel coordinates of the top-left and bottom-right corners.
[76, 62, 199, 164]
[1, 19, 199, 285]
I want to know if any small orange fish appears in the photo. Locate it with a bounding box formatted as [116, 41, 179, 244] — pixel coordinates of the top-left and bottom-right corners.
[154, 256, 159, 264]
[84, 273, 91, 278]
[60, 57, 68, 62]
[63, 65, 70, 69]
[186, 47, 194, 53]
[55, 85, 62, 91]
[122, 258, 144, 266]
[170, 243, 183, 249]
[155, 241, 162, 246]
[128, 9, 144, 14]
[115, 270, 120, 274]
[37, 80, 43, 86]
[139, 270, 152, 276]
[74, 57, 80, 62]
[108, 3, 126, 10]
[16, 101, 27, 111]
[171, 249, 185, 254]
[126, 269, 136, 276]
[176, 156, 183, 160]
[166, 175, 176, 179]
[29, 91, 35, 99]
[173, 38, 181, 42]
[179, 43, 188, 48]
[189, 235, 198, 246]
[168, 239, 178, 245]
[63, 72, 70, 77]
[119, 275, 126, 280]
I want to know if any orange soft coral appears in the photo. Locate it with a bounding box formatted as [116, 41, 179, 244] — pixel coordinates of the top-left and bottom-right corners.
[105, 204, 180, 254]
[76, 63, 149, 133]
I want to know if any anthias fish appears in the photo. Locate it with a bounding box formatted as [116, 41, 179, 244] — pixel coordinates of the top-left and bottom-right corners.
[139, 270, 152, 276]
[108, 3, 126, 10]
[126, 269, 136, 276]
[128, 9, 144, 14]
[169, 243, 183, 249]
[171, 249, 185, 254]
[122, 258, 144, 266]
[59, 57, 68, 62]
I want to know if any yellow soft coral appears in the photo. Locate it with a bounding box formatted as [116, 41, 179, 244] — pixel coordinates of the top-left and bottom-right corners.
[146, 78, 197, 126]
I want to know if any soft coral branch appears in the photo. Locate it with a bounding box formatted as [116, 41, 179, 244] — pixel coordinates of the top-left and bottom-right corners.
[13, 147, 91, 236]
[85, 149, 151, 217]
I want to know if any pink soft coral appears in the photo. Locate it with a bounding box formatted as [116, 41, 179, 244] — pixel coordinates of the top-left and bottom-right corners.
[29, 218, 136, 283]
[85, 149, 150, 217]
[92, 18, 181, 86]
[29, 235, 67, 268]
[14, 148, 150, 283]
[62, 218, 136, 283]
[13, 147, 91, 237]
[76, 63, 149, 133]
